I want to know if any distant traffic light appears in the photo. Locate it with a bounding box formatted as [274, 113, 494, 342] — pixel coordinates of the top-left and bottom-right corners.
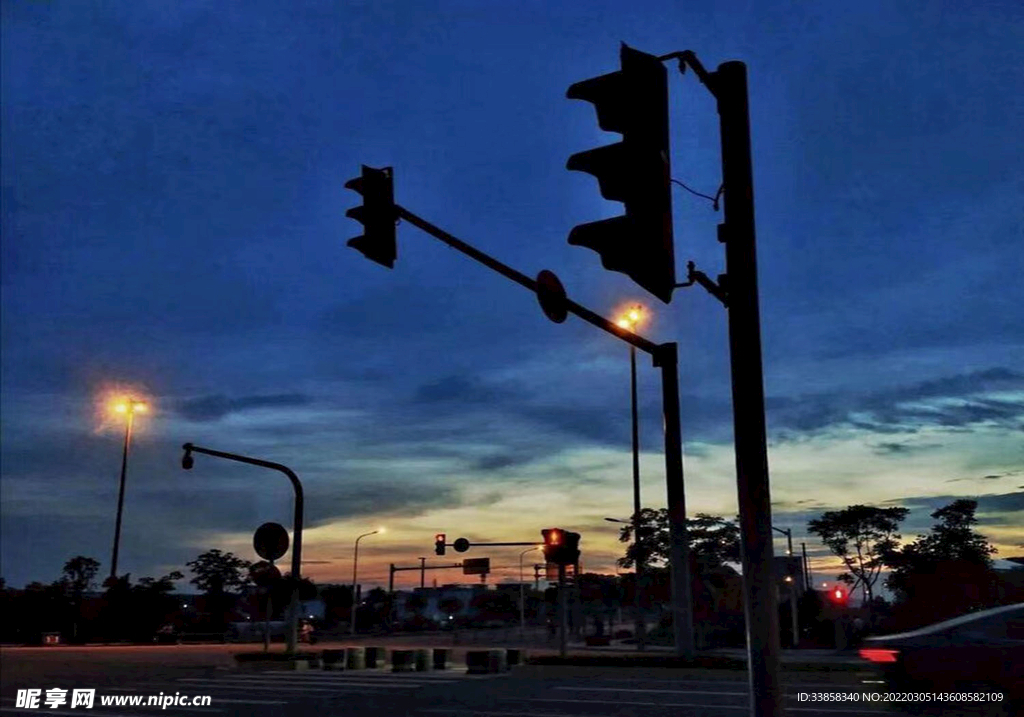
[435, 533, 446, 556]
[829, 586, 848, 605]
[345, 165, 397, 268]
[542, 528, 581, 566]
[566, 44, 675, 303]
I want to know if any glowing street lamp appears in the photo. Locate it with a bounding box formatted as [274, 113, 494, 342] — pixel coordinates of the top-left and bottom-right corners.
[351, 528, 384, 636]
[109, 398, 148, 581]
[614, 303, 648, 650]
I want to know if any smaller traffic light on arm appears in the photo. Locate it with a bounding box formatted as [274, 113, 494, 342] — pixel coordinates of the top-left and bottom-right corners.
[435, 534, 446, 556]
[541, 528, 564, 564]
[345, 165, 397, 268]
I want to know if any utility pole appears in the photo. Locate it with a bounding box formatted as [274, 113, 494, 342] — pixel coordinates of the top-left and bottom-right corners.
[671, 52, 783, 716]
[420, 557, 426, 589]
[716, 60, 782, 717]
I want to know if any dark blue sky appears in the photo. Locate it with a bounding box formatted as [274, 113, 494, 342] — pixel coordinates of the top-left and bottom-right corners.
[2, 0, 1021, 591]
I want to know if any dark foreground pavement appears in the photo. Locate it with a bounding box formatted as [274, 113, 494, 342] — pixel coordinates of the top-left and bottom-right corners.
[3, 643, 1002, 717]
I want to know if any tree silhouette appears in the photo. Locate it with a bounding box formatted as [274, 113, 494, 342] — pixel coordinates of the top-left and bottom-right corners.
[808, 504, 908, 611]
[884, 499, 1000, 627]
[61, 556, 100, 641]
[185, 549, 252, 628]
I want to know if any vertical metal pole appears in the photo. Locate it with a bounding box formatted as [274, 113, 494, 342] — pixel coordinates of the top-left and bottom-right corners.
[558, 563, 568, 657]
[351, 540, 360, 637]
[534, 565, 540, 591]
[388, 564, 396, 630]
[786, 531, 798, 647]
[652, 342, 695, 658]
[519, 551, 527, 636]
[715, 60, 783, 717]
[110, 411, 134, 580]
[629, 345, 647, 651]
[801, 543, 812, 592]
[420, 557, 426, 589]
[264, 594, 272, 653]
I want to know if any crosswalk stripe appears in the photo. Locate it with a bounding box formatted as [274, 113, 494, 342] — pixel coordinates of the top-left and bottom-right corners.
[181, 674, 456, 686]
[553, 686, 746, 696]
[178, 677, 430, 691]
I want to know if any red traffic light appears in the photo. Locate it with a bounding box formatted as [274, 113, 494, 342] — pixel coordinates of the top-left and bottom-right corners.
[829, 586, 848, 603]
[435, 533, 446, 556]
[435, 533, 445, 543]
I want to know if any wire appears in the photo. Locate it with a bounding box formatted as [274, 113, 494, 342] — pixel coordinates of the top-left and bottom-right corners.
[671, 179, 723, 211]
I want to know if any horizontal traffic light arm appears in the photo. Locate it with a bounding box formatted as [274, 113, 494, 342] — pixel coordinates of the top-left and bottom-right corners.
[390, 563, 464, 572]
[395, 206, 659, 356]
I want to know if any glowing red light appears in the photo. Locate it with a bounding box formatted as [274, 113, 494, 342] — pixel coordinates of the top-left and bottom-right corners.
[859, 648, 898, 663]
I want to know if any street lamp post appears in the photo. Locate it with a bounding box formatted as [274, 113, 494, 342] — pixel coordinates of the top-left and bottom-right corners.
[616, 305, 648, 650]
[180, 443, 304, 654]
[110, 399, 147, 582]
[352, 529, 383, 636]
[772, 526, 799, 648]
[519, 546, 541, 636]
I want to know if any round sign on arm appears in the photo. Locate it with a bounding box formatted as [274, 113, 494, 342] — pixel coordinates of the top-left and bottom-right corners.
[253, 522, 290, 562]
[250, 560, 282, 588]
[536, 270, 568, 324]
[453, 538, 471, 553]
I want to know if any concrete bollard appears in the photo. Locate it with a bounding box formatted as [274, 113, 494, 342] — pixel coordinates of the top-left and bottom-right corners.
[505, 648, 527, 668]
[391, 649, 415, 672]
[432, 648, 450, 670]
[345, 646, 366, 670]
[414, 649, 431, 672]
[364, 646, 384, 668]
[321, 649, 346, 670]
[466, 649, 506, 674]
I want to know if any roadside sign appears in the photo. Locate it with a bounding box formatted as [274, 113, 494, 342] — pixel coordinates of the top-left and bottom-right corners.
[536, 270, 568, 323]
[463, 558, 490, 575]
[251, 560, 282, 587]
[453, 537, 471, 553]
[253, 522, 290, 561]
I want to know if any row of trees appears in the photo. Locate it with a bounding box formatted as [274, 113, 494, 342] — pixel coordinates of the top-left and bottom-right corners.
[615, 500, 1022, 640]
[808, 498, 1021, 630]
[0, 548, 316, 644]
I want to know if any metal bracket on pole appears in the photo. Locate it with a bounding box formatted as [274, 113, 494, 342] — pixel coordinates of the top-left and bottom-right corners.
[677, 261, 728, 307]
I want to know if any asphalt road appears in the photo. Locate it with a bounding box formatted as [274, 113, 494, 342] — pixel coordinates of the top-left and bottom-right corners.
[0, 644, 961, 717]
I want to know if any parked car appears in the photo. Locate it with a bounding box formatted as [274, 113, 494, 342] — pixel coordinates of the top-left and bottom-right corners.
[859, 602, 1023, 715]
[154, 624, 179, 644]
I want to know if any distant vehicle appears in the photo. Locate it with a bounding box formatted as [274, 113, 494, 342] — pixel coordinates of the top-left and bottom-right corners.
[859, 603, 1023, 714]
[154, 624, 179, 644]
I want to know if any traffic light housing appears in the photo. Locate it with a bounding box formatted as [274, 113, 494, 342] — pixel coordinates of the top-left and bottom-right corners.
[566, 44, 675, 303]
[542, 528, 581, 566]
[345, 165, 396, 268]
[829, 586, 848, 605]
[435, 533, 446, 556]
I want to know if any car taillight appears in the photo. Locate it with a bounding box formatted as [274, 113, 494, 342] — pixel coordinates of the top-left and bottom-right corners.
[859, 648, 899, 663]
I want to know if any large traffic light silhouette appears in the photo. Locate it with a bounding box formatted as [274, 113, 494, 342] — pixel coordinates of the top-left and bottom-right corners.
[345, 165, 396, 268]
[566, 44, 675, 303]
[542, 528, 581, 566]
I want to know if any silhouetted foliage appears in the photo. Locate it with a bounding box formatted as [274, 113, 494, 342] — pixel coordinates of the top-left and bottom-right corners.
[807, 504, 909, 610]
[615, 510, 740, 571]
[186, 549, 252, 630]
[883, 499, 1002, 629]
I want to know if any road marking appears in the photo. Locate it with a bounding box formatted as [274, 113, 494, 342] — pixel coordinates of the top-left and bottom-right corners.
[1, 708, 222, 716]
[552, 686, 746, 695]
[176, 680, 423, 692]
[180, 674, 456, 686]
[513, 697, 748, 710]
[421, 710, 603, 717]
[516, 696, 892, 712]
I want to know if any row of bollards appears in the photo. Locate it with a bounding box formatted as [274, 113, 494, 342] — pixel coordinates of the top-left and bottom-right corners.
[309, 647, 526, 673]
